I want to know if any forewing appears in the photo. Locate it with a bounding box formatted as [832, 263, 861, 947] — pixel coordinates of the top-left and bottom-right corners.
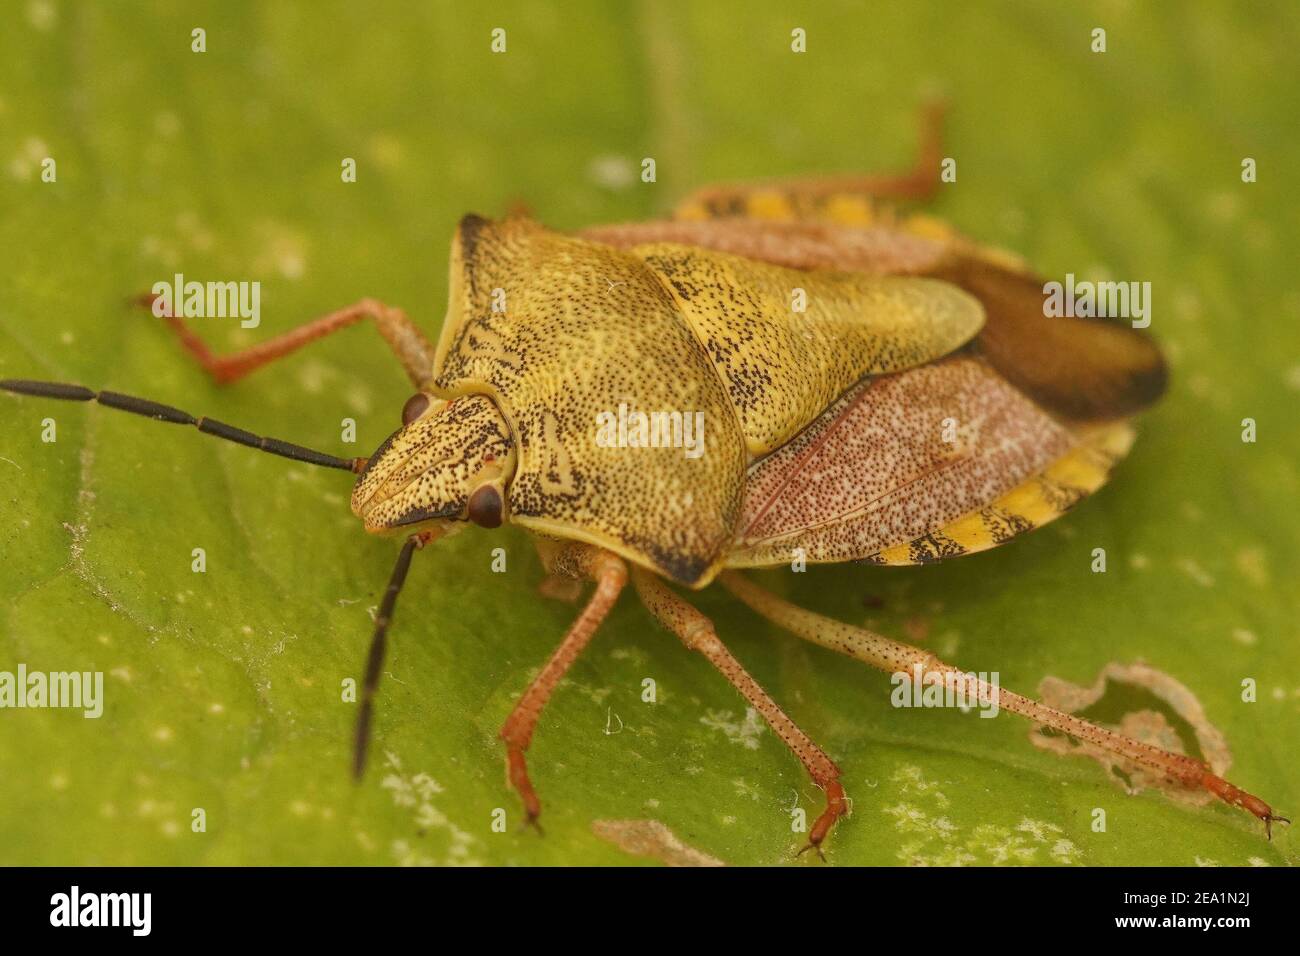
[866, 420, 1135, 565]
[580, 219, 950, 274]
[633, 242, 984, 456]
[586, 219, 1167, 424]
[727, 356, 1078, 568]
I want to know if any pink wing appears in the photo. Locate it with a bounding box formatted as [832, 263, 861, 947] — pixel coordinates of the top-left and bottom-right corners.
[729, 356, 1075, 567]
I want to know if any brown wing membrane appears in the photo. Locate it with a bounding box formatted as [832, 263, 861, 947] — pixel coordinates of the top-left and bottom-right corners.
[923, 256, 1167, 422]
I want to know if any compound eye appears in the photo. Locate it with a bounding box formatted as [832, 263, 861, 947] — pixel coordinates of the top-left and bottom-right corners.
[467, 484, 503, 529]
[401, 393, 430, 426]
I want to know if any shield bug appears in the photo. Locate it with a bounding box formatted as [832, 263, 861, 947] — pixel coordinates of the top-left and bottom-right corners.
[2, 105, 1285, 857]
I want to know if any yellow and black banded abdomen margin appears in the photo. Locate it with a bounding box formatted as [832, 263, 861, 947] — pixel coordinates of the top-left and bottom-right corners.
[863, 421, 1136, 566]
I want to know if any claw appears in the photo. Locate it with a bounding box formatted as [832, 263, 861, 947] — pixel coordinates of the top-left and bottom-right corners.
[795, 840, 827, 862]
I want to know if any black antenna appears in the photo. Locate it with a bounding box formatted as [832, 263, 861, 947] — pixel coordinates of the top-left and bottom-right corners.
[1, 379, 363, 472]
[353, 535, 421, 779]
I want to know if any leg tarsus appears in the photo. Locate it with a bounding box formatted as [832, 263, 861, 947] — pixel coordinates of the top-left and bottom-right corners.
[808, 779, 849, 851]
[505, 745, 544, 832]
[795, 779, 849, 861]
[1202, 772, 1290, 839]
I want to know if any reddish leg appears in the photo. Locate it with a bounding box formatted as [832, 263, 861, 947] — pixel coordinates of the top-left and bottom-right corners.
[632, 568, 848, 858]
[673, 99, 947, 217]
[499, 544, 628, 829]
[135, 295, 435, 388]
[721, 572, 1289, 838]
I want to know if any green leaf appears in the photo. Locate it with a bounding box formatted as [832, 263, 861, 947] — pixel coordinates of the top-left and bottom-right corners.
[0, 1, 1295, 866]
